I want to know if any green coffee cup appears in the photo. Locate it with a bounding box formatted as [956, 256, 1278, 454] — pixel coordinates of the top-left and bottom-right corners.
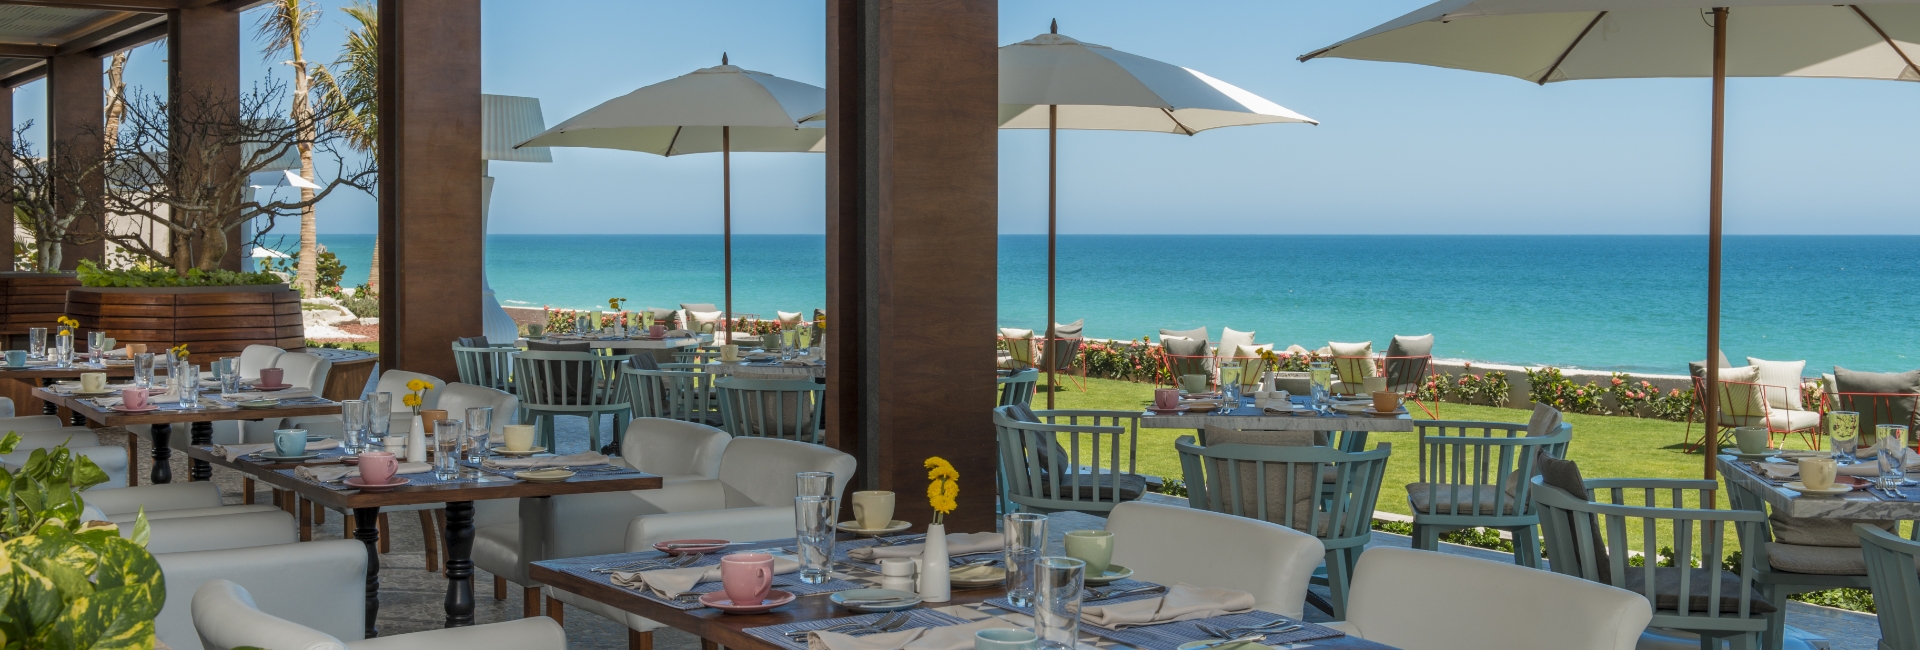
[1064, 530, 1114, 577]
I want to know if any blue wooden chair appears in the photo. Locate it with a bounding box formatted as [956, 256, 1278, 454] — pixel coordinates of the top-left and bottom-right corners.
[1176, 433, 1390, 619]
[997, 369, 1039, 407]
[1533, 474, 1771, 649]
[451, 343, 517, 394]
[622, 362, 718, 426]
[511, 350, 633, 452]
[1407, 419, 1571, 567]
[993, 406, 1143, 515]
[1858, 523, 1920, 650]
[713, 376, 825, 444]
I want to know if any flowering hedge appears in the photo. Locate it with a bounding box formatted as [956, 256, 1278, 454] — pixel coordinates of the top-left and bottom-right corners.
[1080, 338, 1171, 383]
[1525, 367, 1701, 421]
[1414, 364, 1513, 408]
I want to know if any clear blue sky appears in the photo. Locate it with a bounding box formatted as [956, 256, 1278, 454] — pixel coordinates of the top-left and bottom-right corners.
[12, 0, 1918, 236]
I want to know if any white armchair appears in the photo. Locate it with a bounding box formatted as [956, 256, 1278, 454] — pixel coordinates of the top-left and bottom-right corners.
[287, 369, 445, 440]
[85, 481, 284, 523]
[1105, 501, 1324, 618]
[619, 417, 729, 482]
[546, 438, 856, 641]
[436, 382, 520, 433]
[236, 344, 287, 382]
[1329, 547, 1652, 650]
[193, 580, 566, 650]
[0, 414, 65, 431]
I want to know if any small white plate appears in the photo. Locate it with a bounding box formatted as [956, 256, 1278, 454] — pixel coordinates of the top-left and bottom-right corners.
[1730, 450, 1780, 459]
[834, 520, 912, 536]
[1786, 481, 1854, 496]
[515, 469, 575, 483]
[490, 446, 548, 457]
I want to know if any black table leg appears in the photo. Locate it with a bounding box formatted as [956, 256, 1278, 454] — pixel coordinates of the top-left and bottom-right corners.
[189, 421, 212, 482]
[148, 423, 172, 485]
[70, 408, 86, 426]
[40, 378, 57, 415]
[443, 500, 476, 627]
[354, 507, 382, 638]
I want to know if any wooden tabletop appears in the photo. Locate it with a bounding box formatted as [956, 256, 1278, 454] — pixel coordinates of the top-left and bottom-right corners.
[182, 445, 665, 510]
[35, 386, 343, 427]
[0, 363, 140, 380]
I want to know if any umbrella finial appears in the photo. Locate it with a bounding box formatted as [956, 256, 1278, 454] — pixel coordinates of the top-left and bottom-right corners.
[722, 52, 729, 65]
[1050, 18, 1057, 34]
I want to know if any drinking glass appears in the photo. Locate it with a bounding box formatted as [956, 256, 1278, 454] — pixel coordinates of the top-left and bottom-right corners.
[1004, 513, 1049, 607]
[1877, 424, 1913, 488]
[177, 365, 201, 409]
[794, 495, 837, 584]
[220, 362, 243, 400]
[796, 471, 834, 498]
[87, 331, 106, 364]
[53, 333, 73, 368]
[464, 407, 493, 462]
[342, 400, 368, 453]
[1308, 361, 1334, 415]
[369, 392, 393, 445]
[133, 353, 154, 389]
[1033, 557, 1086, 650]
[28, 327, 46, 360]
[1828, 411, 1860, 465]
[435, 419, 463, 479]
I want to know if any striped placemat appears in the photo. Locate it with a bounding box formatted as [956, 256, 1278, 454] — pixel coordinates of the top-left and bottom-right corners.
[986, 587, 1343, 649]
[743, 609, 973, 650]
[834, 536, 1002, 572]
[544, 552, 865, 611]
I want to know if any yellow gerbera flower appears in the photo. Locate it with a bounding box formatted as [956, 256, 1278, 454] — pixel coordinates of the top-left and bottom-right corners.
[402, 393, 422, 408]
[406, 379, 430, 392]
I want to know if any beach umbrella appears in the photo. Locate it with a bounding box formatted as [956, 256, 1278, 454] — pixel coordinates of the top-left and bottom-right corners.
[1301, 1, 1920, 480]
[517, 55, 825, 330]
[1001, 22, 1320, 407]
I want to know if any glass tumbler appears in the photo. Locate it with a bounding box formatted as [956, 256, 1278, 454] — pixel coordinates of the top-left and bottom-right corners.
[1004, 513, 1049, 607]
[28, 327, 46, 360]
[341, 400, 368, 453]
[796, 471, 834, 498]
[220, 363, 243, 400]
[176, 365, 201, 408]
[369, 392, 393, 445]
[53, 333, 72, 367]
[88, 331, 106, 364]
[133, 352, 155, 389]
[794, 495, 837, 584]
[1829, 411, 1860, 465]
[1878, 424, 1912, 487]
[1034, 557, 1086, 650]
[464, 406, 493, 462]
[1309, 361, 1334, 414]
[435, 419, 464, 479]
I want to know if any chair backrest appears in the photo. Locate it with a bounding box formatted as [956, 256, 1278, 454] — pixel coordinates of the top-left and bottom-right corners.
[1858, 523, 1920, 650]
[1383, 334, 1434, 393]
[192, 580, 349, 650]
[997, 369, 1039, 407]
[435, 383, 519, 434]
[1038, 336, 1083, 372]
[1828, 391, 1920, 445]
[716, 437, 857, 507]
[1413, 420, 1572, 520]
[1106, 501, 1324, 619]
[1159, 336, 1213, 384]
[273, 352, 332, 391]
[714, 376, 825, 444]
[1000, 329, 1036, 368]
[452, 343, 517, 392]
[994, 406, 1142, 513]
[1177, 434, 1390, 543]
[513, 351, 631, 410]
[372, 369, 445, 408]
[623, 363, 717, 423]
[235, 345, 285, 380]
[673, 349, 720, 364]
[1343, 547, 1651, 650]
[621, 417, 729, 479]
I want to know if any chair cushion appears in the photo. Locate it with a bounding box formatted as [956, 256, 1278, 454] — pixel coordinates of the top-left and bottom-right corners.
[1746, 357, 1807, 411]
[1538, 455, 1610, 580]
[1163, 337, 1212, 377]
[1052, 320, 1084, 338]
[1715, 366, 1765, 422]
[526, 340, 591, 352]
[456, 336, 489, 348]
[1405, 483, 1518, 516]
[1218, 328, 1255, 362]
[1384, 335, 1433, 389]
[1201, 426, 1317, 531]
[1386, 334, 1433, 359]
[1037, 472, 1146, 502]
[1159, 327, 1207, 343]
[1620, 567, 1776, 615]
[1502, 405, 1565, 496]
[1764, 541, 1920, 576]
[1769, 515, 1895, 548]
[1001, 406, 1074, 484]
[1327, 341, 1374, 389]
[1688, 350, 1737, 379]
[1833, 367, 1920, 434]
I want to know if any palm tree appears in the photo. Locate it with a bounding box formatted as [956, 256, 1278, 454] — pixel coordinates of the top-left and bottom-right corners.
[313, 1, 378, 293]
[255, 0, 322, 295]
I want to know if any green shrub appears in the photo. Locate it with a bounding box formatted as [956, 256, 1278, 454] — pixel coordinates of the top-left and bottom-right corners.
[340, 286, 378, 318]
[75, 258, 281, 288]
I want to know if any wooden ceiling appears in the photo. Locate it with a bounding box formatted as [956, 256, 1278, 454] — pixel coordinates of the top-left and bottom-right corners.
[0, 0, 270, 88]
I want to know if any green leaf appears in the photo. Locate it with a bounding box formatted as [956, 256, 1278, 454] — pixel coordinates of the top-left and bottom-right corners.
[3, 558, 66, 633]
[89, 536, 161, 619]
[9, 527, 100, 600]
[0, 431, 19, 455]
[69, 457, 108, 493]
[127, 511, 148, 550]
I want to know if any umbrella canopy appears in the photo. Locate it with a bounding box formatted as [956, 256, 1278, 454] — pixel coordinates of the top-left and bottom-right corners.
[1302, 0, 1920, 481]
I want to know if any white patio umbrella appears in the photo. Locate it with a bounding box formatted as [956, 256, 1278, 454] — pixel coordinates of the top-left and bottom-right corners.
[1301, 1, 1920, 478]
[1001, 23, 1319, 406]
[517, 55, 825, 328]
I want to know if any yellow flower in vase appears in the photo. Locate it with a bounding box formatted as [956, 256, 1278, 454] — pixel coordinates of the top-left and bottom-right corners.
[403, 379, 434, 414]
[924, 456, 959, 524]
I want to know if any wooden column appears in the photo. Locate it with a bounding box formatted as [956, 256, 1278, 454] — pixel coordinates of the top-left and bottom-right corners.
[376, 0, 483, 381]
[169, 5, 244, 272]
[1, 86, 12, 271]
[47, 52, 102, 269]
[825, 0, 999, 532]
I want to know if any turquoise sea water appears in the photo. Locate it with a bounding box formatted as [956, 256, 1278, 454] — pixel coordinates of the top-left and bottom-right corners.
[313, 234, 1920, 375]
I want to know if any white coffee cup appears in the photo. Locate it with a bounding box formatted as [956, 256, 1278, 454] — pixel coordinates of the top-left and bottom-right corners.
[80, 372, 107, 393]
[504, 424, 536, 452]
[1799, 458, 1838, 491]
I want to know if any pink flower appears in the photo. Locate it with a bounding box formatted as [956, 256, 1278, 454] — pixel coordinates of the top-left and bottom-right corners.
[1611, 378, 1623, 386]
[1576, 390, 1586, 396]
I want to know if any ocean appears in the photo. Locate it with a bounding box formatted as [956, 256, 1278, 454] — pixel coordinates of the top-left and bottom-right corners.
[312, 234, 1920, 376]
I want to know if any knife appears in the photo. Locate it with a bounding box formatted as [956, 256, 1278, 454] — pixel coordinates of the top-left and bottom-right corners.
[1188, 634, 1266, 650]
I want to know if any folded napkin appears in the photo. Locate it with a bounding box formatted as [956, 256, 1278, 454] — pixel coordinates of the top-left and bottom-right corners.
[1080, 583, 1256, 629]
[846, 532, 1003, 562]
[296, 461, 432, 483]
[610, 556, 800, 599]
[216, 439, 342, 462]
[808, 619, 1019, 650]
[483, 451, 610, 469]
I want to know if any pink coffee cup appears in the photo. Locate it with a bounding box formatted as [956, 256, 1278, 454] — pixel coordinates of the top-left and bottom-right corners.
[259, 367, 285, 386]
[719, 552, 774, 605]
[121, 387, 149, 409]
[358, 451, 398, 485]
[1153, 388, 1180, 410]
[649, 324, 667, 338]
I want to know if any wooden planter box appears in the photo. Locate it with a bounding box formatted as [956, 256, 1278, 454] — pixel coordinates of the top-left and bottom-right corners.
[0, 272, 81, 336]
[67, 285, 305, 363]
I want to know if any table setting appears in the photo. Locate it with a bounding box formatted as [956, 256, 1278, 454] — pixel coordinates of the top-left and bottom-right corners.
[549, 547, 866, 613]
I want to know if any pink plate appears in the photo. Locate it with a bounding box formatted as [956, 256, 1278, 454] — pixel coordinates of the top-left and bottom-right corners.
[699, 589, 795, 614]
[112, 405, 160, 413]
[654, 539, 731, 555]
[342, 476, 409, 490]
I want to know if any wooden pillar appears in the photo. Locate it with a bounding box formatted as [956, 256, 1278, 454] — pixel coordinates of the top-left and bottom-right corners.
[47, 52, 102, 270]
[169, 5, 244, 272]
[1, 86, 12, 271]
[825, 0, 999, 532]
[376, 0, 483, 381]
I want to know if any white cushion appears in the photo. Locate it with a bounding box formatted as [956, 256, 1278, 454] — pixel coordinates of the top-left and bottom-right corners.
[1715, 366, 1766, 422]
[1106, 501, 1323, 619]
[1159, 327, 1207, 343]
[1217, 327, 1255, 363]
[999, 328, 1034, 340]
[1746, 357, 1807, 411]
[1406, 483, 1520, 516]
[1327, 341, 1375, 390]
[1342, 547, 1651, 650]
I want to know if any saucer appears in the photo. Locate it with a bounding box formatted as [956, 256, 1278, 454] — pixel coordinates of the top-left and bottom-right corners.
[830, 589, 922, 613]
[834, 520, 912, 536]
[111, 405, 160, 413]
[1730, 450, 1780, 459]
[1083, 564, 1134, 585]
[949, 564, 1006, 588]
[73, 390, 117, 397]
[256, 452, 319, 463]
[654, 539, 732, 555]
[343, 476, 409, 490]
[515, 469, 575, 483]
[700, 589, 795, 614]
[251, 383, 293, 391]
[1146, 405, 1190, 414]
[238, 399, 280, 409]
[491, 446, 548, 457]
[1786, 481, 1854, 496]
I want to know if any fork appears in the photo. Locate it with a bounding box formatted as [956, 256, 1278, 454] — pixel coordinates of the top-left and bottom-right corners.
[873, 534, 925, 547]
[1195, 620, 1300, 639]
[1083, 585, 1164, 601]
[591, 553, 701, 574]
[784, 612, 909, 639]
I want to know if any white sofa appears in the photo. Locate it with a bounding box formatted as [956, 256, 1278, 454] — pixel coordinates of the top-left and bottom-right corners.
[193, 579, 565, 650]
[85, 481, 284, 524]
[1328, 547, 1652, 650]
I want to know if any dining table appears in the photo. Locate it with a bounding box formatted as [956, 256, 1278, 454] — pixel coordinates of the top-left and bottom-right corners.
[183, 443, 664, 637]
[1141, 394, 1415, 434]
[1, 360, 138, 420]
[1717, 454, 1920, 519]
[704, 358, 826, 379]
[515, 334, 706, 350]
[531, 534, 1400, 650]
[35, 384, 343, 486]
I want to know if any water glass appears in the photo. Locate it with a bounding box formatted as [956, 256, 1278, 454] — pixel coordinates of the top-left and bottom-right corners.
[87, 331, 106, 364]
[435, 419, 463, 479]
[220, 364, 243, 399]
[1004, 513, 1048, 607]
[53, 333, 72, 368]
[1878, 424, 1912, 487]
[341, 400, 369, 453]
[1034, 557, 1086, 650]
[133, 352, 154, 389]
[796, 471, 834, 498]
[464, 406, 493, 462]
[794, 495, 837, 584]
[1308, 361, 1333, 414]
[177, 365, 201, 408]
[28, 327, 46, 359]
[369, 392, 393, 444]
[1828, 411, 1860, 464]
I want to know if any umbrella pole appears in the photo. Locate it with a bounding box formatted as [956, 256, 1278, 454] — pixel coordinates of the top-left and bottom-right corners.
[1704, 7, 1727, 485]
[1047, 105, 1058, 409]
[723, 125, 733, 340]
